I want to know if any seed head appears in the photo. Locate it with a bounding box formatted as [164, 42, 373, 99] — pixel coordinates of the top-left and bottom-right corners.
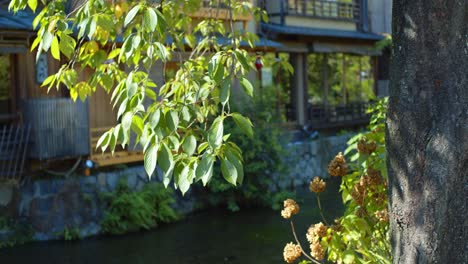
[306, 222, 327, 243]
[283, 242, 302, 263]
[281, 199, 300, 219]
[328, 152, 347, 177]
[310, 242, 325, 261]
[357, 138, 377, 155]
[309, 177, 326, 193]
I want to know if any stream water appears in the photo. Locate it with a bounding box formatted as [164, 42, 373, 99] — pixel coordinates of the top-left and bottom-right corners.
[0, 179, 343, 264]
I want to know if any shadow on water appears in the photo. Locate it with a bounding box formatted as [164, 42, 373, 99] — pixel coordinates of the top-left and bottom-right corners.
[0, 179, 343, 264]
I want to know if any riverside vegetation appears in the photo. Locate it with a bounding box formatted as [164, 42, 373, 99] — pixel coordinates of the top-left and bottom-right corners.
[281, 98, 390, 264]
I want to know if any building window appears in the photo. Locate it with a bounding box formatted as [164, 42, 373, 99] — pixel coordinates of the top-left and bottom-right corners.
[307, 53, 375, 106]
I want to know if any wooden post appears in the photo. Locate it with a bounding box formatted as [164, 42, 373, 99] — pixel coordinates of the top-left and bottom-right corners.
[341, 53, 347, 105]
[323, 53, 329, 107]
[359, 56, 363, 102]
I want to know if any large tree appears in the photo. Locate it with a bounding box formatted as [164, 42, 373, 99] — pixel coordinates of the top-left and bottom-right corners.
[387, 1, 467, 263]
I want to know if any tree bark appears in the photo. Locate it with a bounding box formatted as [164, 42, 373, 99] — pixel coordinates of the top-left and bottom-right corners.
[387, 1, 467, 263]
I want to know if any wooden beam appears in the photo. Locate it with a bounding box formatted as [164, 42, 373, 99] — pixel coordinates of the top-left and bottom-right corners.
[323, 53, 329, 107]
[342, 53, 347, 105]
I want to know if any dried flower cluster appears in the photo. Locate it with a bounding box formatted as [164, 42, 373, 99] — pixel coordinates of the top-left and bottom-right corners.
[372, 192, 387, 207]
[281, 199, 300, 219]
[306, 222, 327, 243]
[309, 177, 326, 193]
[283, 242, 302, 263]
[357, 137, 377, 155]
[328, 152, 348, 177]
[351, 183, 366, 206]
[356, 207, 367, 218]
[375, 209, 389, 223]
[310, 241, 325, 260]
[366, 167, 383, 186]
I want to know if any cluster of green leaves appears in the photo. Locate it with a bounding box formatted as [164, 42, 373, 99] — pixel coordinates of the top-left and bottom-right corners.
[295, 98, 390, 264]
[327, 98, 390, 264]
[100, 179, 180, 235]
[9, 0, 268, 194]
[0, 218, 34, 249]
[61, 226, 81, 241]
[199, 81, 294, 211]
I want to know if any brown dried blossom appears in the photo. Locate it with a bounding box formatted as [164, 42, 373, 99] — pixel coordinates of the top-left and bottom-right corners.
[356, 207, 367, 218]
[357, 137, 377, 155]
[310, 242, 325, 261]
[283, 242, 302, 263]
[281, 199, 300, 219]
[306, 222, 327, 243]
[309, 177, 326, 193]
[366, 167, 383, 186]
[328, 152, 348, 177]
[351, 183, 366, 206]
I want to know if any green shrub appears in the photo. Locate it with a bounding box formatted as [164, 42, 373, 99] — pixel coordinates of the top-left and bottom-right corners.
[100, 179, 180, 235]
[281, 98, 390, 264]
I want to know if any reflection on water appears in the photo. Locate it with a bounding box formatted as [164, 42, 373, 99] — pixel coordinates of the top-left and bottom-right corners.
[0, 179, 343, 264]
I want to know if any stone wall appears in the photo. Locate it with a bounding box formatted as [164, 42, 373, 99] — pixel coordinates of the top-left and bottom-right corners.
[274, 134, 351, 189]
[9, 166, 195, 241]
[0, 134, 352, 242]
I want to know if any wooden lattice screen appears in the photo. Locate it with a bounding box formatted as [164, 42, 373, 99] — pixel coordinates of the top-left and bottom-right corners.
[0, 124, 30, 184]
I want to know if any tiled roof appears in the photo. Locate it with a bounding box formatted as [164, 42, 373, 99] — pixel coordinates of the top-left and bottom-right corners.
[262, 23, 384, 41]
[0, 8, 36, 31]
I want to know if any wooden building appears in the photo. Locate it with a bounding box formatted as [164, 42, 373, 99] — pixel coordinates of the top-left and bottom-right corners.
[0, 0, 257, 181]
[261, 0, 392, 129]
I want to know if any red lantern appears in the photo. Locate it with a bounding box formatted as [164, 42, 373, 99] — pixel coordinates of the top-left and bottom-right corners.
[255, 56, 263, 71]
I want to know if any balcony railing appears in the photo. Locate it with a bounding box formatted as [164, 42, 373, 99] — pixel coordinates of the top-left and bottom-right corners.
[307, 102, 369, 129]
[285, 0, 360, 22]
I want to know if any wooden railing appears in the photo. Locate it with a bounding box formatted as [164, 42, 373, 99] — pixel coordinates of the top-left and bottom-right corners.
[307, 102, 369, 129]
[194, 0, 251, 28]
[89, 127, 143, 167]
[0, 124, 30, 184]
[285, 0, 360, 22]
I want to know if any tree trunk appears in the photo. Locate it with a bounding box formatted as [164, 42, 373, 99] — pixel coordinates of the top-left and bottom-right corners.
[387, 1, 467, 263]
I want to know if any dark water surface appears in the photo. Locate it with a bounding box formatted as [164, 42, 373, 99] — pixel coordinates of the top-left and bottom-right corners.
[0, 179, 343, 264]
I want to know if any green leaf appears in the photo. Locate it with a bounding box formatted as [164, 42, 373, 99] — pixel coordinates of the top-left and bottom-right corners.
[122, 112, 133, 132]
[27, 0, 37, 12]
[144, 8, 157, 32]
[42, 31, 53, 51]
[231, 113, 253, 137]
[144, 144, 158, 178]
[96, 131, 111, 152]
[177, 165, 190, 195]
[155, 42, 168, 61]
[219, 79, 230, 105]
[221, 158, 237, 186]
[150, 108, 160, 128]
[166, 111, 179, 132]
[182, 135, 196, 156]
[195, 154, 214, 186]
[131, 115, 144, 136]
[50, 36, 60, 60]
[342, 250, 356, 264]
[59, 33, 76, 59]
[124, 4, 140, 27]
[225, 150, 244, 185]
[240, 77, 253, 97]
[158, 143, 174, 187]
[208, 116, 224, 149]
[108, 48, 120, 59]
